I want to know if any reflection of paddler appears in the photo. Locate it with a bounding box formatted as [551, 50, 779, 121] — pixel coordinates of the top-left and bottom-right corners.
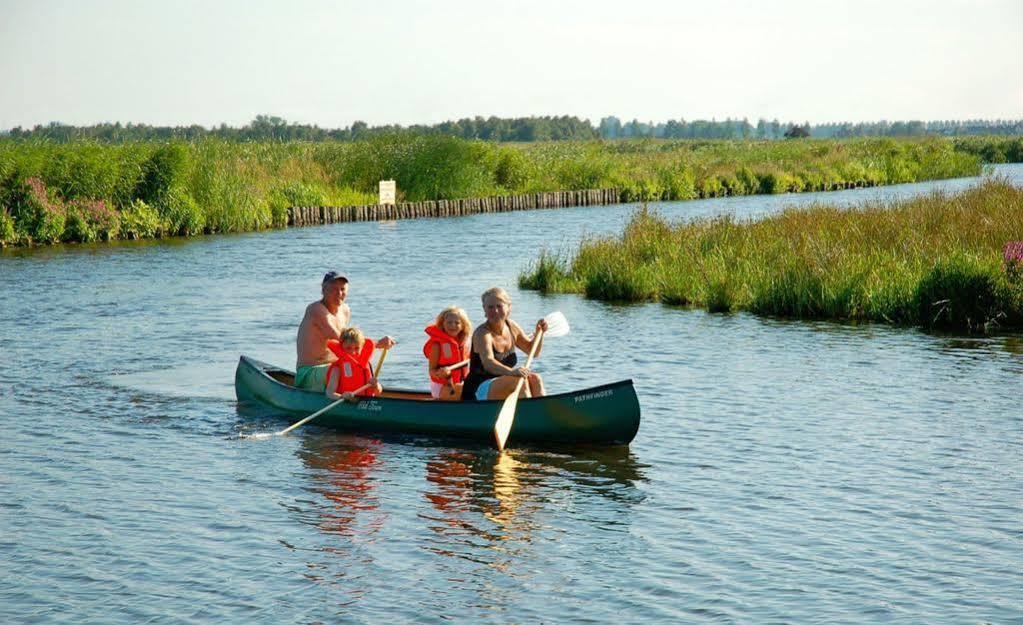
[487, 452, 524, 530]
[298, 437, 383, 536]
[425, 452, 473, 515]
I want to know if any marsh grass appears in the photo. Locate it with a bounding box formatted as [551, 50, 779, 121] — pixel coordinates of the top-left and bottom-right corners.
[0, 135, 997, 246]
[520, 179, 1023, 331]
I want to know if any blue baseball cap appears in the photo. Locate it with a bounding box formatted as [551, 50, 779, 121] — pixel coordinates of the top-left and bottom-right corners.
[322, 270, 349, 284]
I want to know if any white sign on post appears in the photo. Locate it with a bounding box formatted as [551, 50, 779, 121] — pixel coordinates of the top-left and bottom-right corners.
[379, 180, 396, 205]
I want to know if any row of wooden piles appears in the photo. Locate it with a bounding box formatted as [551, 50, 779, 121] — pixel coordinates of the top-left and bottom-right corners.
[288, 188, 620, 227]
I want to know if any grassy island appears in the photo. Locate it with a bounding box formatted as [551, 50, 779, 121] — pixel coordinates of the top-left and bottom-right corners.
[520, 180, 1023, 332]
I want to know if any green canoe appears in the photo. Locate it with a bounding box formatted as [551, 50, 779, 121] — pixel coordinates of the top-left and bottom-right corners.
[235, 356, 640, 447]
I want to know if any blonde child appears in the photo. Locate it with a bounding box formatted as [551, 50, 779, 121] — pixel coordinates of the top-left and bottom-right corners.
[325, 327, 382, 402]
[423, 306, 472, 400]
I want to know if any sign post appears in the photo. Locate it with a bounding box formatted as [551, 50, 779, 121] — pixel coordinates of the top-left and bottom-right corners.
[379, 180, 396, 205]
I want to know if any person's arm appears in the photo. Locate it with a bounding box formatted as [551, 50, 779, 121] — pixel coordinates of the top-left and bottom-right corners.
[325, 367, 343, 400]
[368, 376, 383, 396]
[475, 330, 522, 377]
[511, 318, 546, 359]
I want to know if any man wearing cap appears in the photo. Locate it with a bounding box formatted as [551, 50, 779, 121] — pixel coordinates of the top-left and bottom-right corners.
[295, 270, 397, 390]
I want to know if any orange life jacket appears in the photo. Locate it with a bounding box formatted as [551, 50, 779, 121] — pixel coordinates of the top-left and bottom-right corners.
[423, 325, 469, 385]
[326, 338, 378, 396]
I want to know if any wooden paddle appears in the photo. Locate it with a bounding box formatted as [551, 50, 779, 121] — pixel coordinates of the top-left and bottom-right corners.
[251, 348, 388, 439]
[492, 311, 570, 451]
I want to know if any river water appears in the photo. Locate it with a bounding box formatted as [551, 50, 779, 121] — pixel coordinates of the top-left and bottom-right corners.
[2, 165, 1021, 624]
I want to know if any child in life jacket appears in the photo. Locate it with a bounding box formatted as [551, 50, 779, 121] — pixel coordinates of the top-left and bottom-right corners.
[423, 306, 471, 401]
[325, 327, 382, 402]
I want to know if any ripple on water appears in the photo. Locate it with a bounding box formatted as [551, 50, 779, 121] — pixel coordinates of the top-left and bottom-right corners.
[3, 168, 1023, 623]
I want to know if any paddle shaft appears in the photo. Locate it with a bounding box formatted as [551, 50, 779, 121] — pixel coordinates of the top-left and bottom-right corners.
[515, 329, 543, 398]
[493, 328, 544, 451]
[278, 348, 387, 436]
[373, 347, 389, 378]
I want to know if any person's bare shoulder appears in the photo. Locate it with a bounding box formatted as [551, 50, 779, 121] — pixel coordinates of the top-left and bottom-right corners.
[472, 324, 491, 348]
[507, 318, 526, 338]
[303, 300, 327, 320]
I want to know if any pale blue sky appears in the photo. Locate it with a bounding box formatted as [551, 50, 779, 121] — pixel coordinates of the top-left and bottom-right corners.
[1, 0, 1021, 129]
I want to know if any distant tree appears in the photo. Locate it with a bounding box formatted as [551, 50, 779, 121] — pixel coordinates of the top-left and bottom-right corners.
[350, 120, 368, 140]
[784, 124, 811, 139]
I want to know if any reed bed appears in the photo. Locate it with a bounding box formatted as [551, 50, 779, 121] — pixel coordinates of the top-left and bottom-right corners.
[0, 135, 993, 246]
[520, 179, 1023, 332]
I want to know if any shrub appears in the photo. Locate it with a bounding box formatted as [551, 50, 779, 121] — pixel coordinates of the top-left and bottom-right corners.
[736, 167, 759, 195]
[698, 176, 724, 198]
[118, 199, 167, 239]
[11, 177, 67, 244]
[757, 171, 785, 194]
[0, 211, 14, 245]
[718, 173, 744, 195]
[657, 164, 697, 200]
[65, 198, 119, 242]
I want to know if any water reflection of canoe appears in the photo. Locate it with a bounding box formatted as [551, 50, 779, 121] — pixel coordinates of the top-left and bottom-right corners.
[235, 356, 640, 447]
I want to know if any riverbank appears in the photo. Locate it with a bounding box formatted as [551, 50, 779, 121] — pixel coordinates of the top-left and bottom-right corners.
[519, 179, 1023, 332]
[0, 135, 1006, 246]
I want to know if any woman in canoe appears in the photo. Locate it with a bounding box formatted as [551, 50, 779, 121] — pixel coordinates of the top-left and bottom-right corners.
[423, 306, 472, 401]
[461, 287, 548, 401]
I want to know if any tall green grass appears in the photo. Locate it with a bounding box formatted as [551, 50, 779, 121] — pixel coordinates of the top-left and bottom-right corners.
[0, 135, 994, 246]
[520, 179, 1023, 332]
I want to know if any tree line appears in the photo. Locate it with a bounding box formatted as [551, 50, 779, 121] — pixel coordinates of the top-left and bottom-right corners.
[599, 117, 1023, 140]
[3, 115, 1021, 143]
[2, 115, 599, 143]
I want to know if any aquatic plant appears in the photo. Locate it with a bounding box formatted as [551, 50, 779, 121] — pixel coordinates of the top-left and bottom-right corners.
[520, 180, 1023, 332]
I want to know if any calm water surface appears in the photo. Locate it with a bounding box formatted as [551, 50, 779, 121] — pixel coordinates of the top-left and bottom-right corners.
[2, 166, 1022, 624]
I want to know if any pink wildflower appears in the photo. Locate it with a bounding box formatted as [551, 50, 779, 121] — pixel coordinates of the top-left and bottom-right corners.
[1005, 241, 1023, 278]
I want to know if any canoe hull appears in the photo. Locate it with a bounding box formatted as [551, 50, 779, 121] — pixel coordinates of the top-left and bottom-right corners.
[235, 356, 640, 447]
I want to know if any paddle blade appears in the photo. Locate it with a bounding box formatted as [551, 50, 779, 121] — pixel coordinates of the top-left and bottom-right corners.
[493, 384, 523, 451]
[543, 311, 570, 338]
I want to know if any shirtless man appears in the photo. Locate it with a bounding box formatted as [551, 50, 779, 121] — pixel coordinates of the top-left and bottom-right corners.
[295, 270, 396, 390]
